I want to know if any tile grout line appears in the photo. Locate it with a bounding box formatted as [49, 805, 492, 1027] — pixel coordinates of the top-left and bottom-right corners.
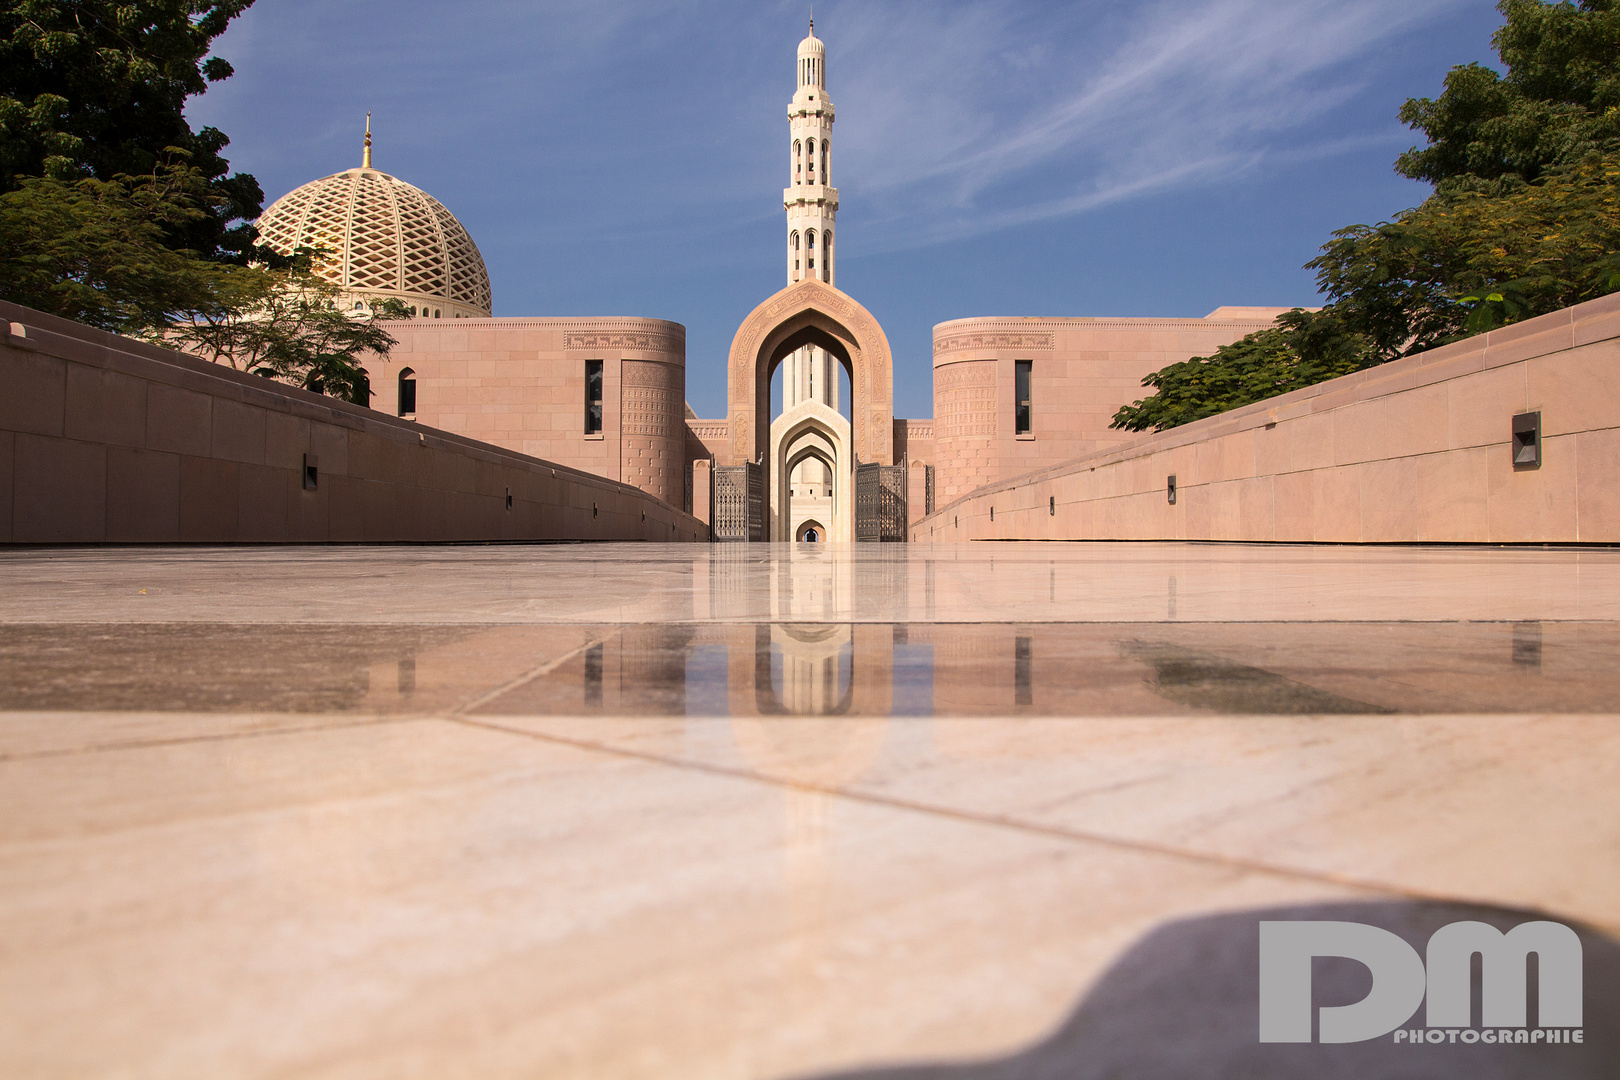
[444, 714, 1529, 916]
[451, 634, 613, 715]
[0, 715, 425, 762]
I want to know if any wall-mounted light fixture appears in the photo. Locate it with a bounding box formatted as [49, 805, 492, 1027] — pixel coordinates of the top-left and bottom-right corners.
[1512, 411, 1541, 470]
[1167, 474, 1177, 505]
[302, 454, 319, 491]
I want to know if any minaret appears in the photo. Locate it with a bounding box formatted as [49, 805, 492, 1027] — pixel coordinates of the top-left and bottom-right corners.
[781, 20, 840, 414]
[784, 19, 837, 288]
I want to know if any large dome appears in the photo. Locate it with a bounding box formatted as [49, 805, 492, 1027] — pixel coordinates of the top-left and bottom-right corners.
[256, 166, 493, 318]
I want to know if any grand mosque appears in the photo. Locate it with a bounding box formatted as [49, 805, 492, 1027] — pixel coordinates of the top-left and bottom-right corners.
[254, 22, 1288, 541]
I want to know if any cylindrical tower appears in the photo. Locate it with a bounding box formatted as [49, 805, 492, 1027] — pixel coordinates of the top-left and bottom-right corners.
[784, 20, 837, 287]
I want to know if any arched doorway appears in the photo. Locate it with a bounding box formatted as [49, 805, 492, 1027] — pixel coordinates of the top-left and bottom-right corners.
[726, 279, 894, 539]
[771, 409, 851, 542]
[798, 521, 825, 543]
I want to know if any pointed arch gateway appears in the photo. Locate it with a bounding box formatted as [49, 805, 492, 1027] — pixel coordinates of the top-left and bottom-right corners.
[725, 279, 895, 538]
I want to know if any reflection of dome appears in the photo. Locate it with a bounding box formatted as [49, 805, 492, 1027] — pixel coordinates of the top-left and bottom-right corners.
[256, 161, 492, 319]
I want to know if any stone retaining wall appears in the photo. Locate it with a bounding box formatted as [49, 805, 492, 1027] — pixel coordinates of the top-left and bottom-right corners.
[914, 292, 1620, 544]
[0, 302, 707, 544]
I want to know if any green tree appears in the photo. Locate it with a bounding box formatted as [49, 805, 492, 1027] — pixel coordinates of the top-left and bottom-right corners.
[0, 165, 402, 406]
[1111, 309, 1377, 432]
[0, 0, 262, 262]
[1113, 0, 1620, 433]
[1397, 0, 1620, 189]
[165, 256, 407, 407]
[0, 162, 234, 330]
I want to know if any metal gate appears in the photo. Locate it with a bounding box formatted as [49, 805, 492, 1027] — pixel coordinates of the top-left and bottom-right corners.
[713, 462, 763, 542]
[855, 463, 907, 542]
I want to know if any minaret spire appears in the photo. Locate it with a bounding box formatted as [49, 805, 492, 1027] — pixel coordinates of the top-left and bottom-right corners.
[784, 21, 837, 287]
[362, 113, 373, 169]
[781, 21, 840, 415]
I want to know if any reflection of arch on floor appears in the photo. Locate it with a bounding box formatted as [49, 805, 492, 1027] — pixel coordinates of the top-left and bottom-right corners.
[797, 519, 826, 543]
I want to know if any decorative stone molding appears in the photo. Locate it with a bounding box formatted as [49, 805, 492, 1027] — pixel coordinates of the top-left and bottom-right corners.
[564, 329, 685, 354]
[933, 331, 1055, 357]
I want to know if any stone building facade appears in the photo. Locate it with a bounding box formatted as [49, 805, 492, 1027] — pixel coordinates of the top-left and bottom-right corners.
[249, 23, 1289, 537]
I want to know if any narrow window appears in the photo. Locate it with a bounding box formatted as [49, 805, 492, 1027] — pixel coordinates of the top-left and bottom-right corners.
[398, 367, 416, 416]
[585, 359, 603, 434]
[807, 230, 815, 249]
[1015, 359, 1032, 434]
[820, 140, 827, 179]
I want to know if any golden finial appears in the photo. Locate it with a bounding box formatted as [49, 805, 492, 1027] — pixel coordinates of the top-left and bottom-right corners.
[363, 112, 372, 169]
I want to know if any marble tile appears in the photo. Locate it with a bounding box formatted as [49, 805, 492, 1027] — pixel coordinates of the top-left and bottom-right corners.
[1, 542, 1616, 1078]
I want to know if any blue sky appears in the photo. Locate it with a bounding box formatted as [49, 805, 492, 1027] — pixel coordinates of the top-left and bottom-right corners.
[188, 0, 1504, 418]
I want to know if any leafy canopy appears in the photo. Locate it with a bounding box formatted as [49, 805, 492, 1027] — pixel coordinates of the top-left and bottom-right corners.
[166, 257, 407, 407]
[0, 167, 404, 406]
[0, 0, 403, 406]
[0, 0, 263, 262]
[1113, 0, 1620, 433]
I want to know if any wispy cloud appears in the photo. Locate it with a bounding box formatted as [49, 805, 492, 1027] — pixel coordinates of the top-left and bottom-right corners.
[812, 0, 1473, 252]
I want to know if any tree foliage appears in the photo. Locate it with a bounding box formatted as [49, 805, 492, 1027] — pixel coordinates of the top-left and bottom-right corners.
[0, 0, 262, 262]
[0, 162, 233, 329]
[1111, 309, 1377, 432]
[166, 259, 406, 407]
[0, 165, 400, 406]
[0, 0, 400, 406]
[1113, 0, 1620, 433]
[1398, 0, 1620, 189]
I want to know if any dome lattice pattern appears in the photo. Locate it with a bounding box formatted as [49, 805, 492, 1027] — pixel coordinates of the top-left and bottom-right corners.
[256, 168, 492, 316]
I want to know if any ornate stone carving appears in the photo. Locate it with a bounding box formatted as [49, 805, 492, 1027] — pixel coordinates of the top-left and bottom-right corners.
[620, 360, 682, 439]
[933, 331, 1055, 357]
[935, 360, 997, 440]
[565, 329, 684, 354]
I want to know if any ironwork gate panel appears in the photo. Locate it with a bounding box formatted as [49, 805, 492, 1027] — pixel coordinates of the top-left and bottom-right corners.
[855, 463, 907, 542]
[713, 462, 763, 542]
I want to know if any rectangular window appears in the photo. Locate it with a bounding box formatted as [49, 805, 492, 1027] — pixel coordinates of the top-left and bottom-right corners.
[584, 359, 603, 434]
[1015, 359, 1032, 434]
[398, 375, 416, 415]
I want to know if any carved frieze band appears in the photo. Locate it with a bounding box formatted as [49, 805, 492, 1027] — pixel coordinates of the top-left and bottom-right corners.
[565, 330, 684, 353]
[934, 332, 1055, 357]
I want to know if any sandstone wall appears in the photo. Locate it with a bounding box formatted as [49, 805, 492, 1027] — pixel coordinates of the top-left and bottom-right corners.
[0, 303, 707, 544]
[373, 317, 688, 504]
[931, 312, 1290, 505]
[914, 293, 1620, 544]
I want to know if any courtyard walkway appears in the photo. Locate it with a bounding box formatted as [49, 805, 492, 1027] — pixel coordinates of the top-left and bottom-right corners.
[0, 542, 1615, 1078]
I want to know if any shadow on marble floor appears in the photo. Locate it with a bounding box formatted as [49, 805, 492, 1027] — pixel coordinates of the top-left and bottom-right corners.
[808, 899, 1620, 1080]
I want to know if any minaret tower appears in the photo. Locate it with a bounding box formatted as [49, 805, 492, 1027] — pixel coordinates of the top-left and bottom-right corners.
[781, 19, 840, 415]
[785, 19, 837, 288]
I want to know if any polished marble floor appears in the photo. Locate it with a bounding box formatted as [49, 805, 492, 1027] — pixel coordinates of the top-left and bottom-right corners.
[0, 543, 1616, 1078]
